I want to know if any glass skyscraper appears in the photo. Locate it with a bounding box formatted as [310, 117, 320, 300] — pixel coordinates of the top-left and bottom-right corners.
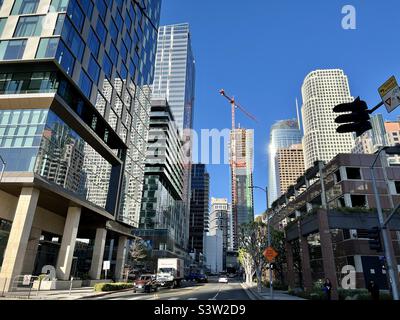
[152, 23, 195, 135]
[268, 119, 302, 206]
[152, 23, 196, 254]
[0, 0, 161, 290]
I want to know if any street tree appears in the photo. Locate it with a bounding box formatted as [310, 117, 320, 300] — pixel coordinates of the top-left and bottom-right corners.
[238, 249, 255, 286]
[238, 221, 269, 293]
[128, 238, 148, 271]
[270, 228, 286, 286]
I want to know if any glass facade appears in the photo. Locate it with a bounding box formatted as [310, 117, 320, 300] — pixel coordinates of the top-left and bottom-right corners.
[268, 119, 302, 206]
[153, 23, 195, 135]
[0, 0, 162, 225]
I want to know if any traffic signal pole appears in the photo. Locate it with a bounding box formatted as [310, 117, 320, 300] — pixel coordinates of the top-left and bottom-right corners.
[370, 149, 400, 300]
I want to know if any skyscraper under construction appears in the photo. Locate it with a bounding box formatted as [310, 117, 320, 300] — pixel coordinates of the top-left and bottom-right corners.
[230, 128, 254, 250]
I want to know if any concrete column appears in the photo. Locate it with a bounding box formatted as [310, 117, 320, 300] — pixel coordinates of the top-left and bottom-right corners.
[21, 227, 42, 275]
[285, 241, 296, 289]
[0, 188, 39, 292]
[56, 207, 81, 281]
[115, 236, 128, 281]
[89, 228, 107, 280]
[299, 234, 313, 292]
[317, 209, 339, 300]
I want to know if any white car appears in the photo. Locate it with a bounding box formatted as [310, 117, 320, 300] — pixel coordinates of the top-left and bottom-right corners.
[218, 276, 229, 283]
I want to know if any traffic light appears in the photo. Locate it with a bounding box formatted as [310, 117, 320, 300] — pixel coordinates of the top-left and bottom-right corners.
[367, 227, 383, 252]
[333, 97, 372, 137]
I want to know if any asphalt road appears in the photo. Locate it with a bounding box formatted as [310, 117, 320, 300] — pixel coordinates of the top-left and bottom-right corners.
[85, 279, 251, 301]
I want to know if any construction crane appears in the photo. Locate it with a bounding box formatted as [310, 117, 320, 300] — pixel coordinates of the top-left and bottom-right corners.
[219, 89, 257, 248]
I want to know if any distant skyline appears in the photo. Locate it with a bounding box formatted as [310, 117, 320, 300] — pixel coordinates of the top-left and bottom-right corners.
[160, 0, 400, 215]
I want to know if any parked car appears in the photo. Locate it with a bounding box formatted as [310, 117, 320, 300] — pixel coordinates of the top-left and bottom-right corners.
[133, 274, 158, 293]
[218, 275, 229, 283]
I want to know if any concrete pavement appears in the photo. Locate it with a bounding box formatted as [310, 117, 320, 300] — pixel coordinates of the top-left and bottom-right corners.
[241, 283, 306, 300]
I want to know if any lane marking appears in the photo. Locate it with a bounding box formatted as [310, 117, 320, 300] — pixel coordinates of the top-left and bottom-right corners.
[168, 297, 180, 300]
[188, 298, 198, 300]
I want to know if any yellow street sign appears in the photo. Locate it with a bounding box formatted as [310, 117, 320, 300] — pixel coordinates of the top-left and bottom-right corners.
[379, 76, 398, 98]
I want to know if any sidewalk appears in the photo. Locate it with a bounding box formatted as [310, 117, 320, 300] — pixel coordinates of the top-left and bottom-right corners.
[0, 287, 115, 300]
[241, 283, 306, 300]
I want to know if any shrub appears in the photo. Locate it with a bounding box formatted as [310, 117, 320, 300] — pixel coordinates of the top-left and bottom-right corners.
[94, 282, 134, 292]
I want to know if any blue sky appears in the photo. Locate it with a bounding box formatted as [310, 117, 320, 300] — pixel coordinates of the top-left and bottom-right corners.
[160, 0, 400, 215]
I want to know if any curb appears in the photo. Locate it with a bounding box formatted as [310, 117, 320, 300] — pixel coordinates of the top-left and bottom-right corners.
[240, 283, 262, 301]
[78, 287, 135, 300]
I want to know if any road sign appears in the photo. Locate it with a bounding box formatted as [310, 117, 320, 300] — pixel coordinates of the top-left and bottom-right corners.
[263, 247, 278, 262]
[22, 275, 32, 286]
[379, 76, 400, 113]
[103, 261, 110, 270]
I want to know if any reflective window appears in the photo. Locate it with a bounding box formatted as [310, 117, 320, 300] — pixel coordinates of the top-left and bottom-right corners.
[0, 71, 58, 94]
[49, 0, 69, 12]
[87, 27, 100, 57]
[95, 17, 106, 43]
[109, 18, 118, 43]
[0, 109, 48, 172]
[78, 70, 92, 99]
[80, 0, 93, 19]
[0, 40, 27, 61]
[109, 41, 118, 63]
[61, 18, 84, 61]
[14, 15, 44, 37]
[102, 52, 112, 80]
[36, 37, 59, 58]
[0, 18, 7, 37]
[96, 0, 107, 21]
[67, 0, 84, 32]
[87, 55, 100, 84]
[53, 13, 65, 35]
[11, 0, 39, 15]
[56, 40, 75, 75]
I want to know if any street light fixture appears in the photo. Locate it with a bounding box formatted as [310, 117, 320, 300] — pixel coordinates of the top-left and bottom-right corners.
[370, 146, 400, 300]
[249, 185, 274, 300]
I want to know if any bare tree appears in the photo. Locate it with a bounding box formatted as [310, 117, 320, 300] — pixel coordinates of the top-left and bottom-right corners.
[129, 238, 148, 267]
[238, 221, 268, 293]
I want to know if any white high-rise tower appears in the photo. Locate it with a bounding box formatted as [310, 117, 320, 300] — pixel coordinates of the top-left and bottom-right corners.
[301, 69, 355, 169]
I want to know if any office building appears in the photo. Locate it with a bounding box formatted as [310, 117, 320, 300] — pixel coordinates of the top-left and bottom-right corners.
[152, 23, 196, 253]
[276, 143, 305, 196]
[0, 0, 161, 291]
[136, 98, 186, 270]
[301, 69, 355, 170]
[268, 119, 302, 205]
[209, 198, 230, 270]
[189, 164, 209, 261]
[230, 128, 254, 250]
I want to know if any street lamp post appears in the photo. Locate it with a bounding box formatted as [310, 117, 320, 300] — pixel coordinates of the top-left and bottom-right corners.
[250, 186, 273, 300]
[370, 147, 400, 300]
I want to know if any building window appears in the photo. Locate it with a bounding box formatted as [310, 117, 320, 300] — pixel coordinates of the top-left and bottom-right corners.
[53, 13, 65, 35]
[36, 37, 59, 58]
[49, 0, 69, 12]
[0, 18, 7, 37]
[67, 0, 84, 32]
[55, 40, 75, 75]
[87, 27, 100, 58]
[0, 39, 27, 60]
[346, 167, 362, 180]
[14, 15, 44, 37]
[87, 55, 100, 84]
[78, 70, 92, 99]
[102, 53, 112, 80]
[350, 195, 367, 208]
[61, 18, 85, 61]
[394, 181, 400, 194]
[334, 170, 342, 183]
[11, 0, 40, 15]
